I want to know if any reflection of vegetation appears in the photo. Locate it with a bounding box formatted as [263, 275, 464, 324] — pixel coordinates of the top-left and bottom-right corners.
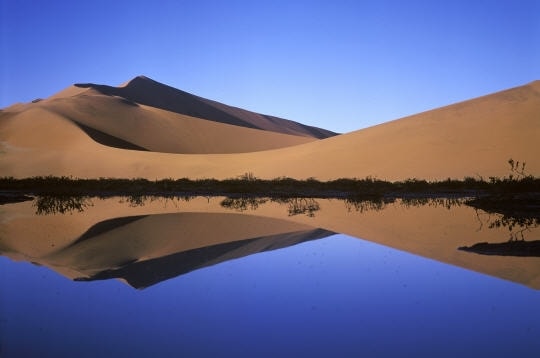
[280, 198, 320, 217]
[117, 194, 193, 207]
[344, 197, 392, 213]
[343, 197, 468, 213]
[122, 195, 146, 207]
[401, 197, 467, 210]
[487, 215, 539, 241]
[460, 190, 540, 257]
[32, 194, 195, 215]
[469, 193, 539, 240]
[33, 196, 93, 215]
[118, 195, 194, 208]
[466, 195, 540, 219]
[220, 197, 268, 211]
[460, 212, 540, 257]
[220, 197, 321, 217]
[218, 195, 481, 216]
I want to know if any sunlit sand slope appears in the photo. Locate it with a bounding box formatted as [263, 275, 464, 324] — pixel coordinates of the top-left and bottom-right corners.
[1, 80, 538, 180]
[0, 85, 321, 154]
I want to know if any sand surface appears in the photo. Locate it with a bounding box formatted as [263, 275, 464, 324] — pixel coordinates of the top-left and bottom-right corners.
[1, 78, 538, 180]
[1, 88, 319, 154]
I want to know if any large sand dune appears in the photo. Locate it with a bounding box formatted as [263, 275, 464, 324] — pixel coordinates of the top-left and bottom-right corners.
[75, 76, 338, 139]
[1, 78, 539, 180]
[1, 78, 329, 154]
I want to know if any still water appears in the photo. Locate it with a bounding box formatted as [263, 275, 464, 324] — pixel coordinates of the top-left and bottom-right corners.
[1, 196, 539, 357]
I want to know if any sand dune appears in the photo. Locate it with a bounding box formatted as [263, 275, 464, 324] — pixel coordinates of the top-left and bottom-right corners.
[48, 91, 321, 153]
[0, 79, 539, 180]
[74, 76, 338, 138]
[0, 84, 321, 154]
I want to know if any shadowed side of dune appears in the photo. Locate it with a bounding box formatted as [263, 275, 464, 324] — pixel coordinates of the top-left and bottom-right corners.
[197, 98, 338, 139]
[69, 215, 149, 247]
[74, 76, 338, 139]
[76, 228, 335, 289]
[73, 122, 149, 151]
[41, 90, 320, 154]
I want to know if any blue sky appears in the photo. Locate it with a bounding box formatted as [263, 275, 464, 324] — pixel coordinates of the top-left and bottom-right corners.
[1, 0, 539, 133]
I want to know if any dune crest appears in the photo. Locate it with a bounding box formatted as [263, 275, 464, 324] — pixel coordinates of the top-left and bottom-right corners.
[1, 76, 333, 154]
[74, 75, 338, 138]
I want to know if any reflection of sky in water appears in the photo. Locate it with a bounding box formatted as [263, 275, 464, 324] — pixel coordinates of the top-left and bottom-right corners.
[1, 234, 539, 357]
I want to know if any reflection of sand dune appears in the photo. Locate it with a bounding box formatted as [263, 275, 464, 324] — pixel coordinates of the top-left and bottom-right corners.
[43, 212, 332, 279]
[1, 78, 539, 180]
[1, 197, 539, 289]
[77, 227, 333, 289]
[0, 200, 333, 287]
[268, 198, 540, 289]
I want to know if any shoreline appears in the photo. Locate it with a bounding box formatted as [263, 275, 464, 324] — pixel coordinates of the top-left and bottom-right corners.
[1, 176, 539, 217]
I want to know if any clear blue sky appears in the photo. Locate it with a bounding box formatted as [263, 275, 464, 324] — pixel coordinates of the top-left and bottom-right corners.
[1, 0, 539, 133]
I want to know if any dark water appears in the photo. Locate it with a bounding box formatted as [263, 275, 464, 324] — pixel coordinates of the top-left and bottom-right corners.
[1, 196, 539, 357]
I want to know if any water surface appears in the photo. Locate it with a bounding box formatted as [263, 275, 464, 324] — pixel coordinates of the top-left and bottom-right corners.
[1, 196, 539, 357]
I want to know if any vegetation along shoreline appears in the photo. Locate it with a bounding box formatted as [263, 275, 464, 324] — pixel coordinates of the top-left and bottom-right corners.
[1, 173, 538, 215]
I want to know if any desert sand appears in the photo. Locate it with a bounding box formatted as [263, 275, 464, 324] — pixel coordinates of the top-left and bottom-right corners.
[1, 77, 539, 181]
